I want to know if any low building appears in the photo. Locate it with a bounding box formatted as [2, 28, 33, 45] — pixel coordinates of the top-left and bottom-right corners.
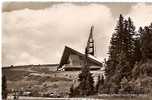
[58, 46, 102, 71]
[58, 26, 103, 71]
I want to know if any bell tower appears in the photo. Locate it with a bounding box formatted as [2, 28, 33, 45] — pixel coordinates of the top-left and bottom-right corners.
[86, 25, 94, 56]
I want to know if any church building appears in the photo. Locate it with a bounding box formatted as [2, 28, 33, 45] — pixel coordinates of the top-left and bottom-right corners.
[57, 26, 102, 71]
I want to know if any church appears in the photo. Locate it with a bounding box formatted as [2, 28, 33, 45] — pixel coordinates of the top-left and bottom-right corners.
[57, 26, 103, 71]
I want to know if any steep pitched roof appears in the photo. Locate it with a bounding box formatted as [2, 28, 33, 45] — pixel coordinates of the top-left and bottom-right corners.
[58, 46, 102, 69]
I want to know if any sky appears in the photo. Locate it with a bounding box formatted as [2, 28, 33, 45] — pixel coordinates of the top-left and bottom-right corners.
[2, 2, 152, 66]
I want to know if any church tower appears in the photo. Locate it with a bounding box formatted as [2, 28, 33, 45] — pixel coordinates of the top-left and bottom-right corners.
[86, 25, 95, 56]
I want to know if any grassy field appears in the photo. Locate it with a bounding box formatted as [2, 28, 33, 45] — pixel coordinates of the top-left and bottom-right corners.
[2, 65, 74, 96]
[2, 65, 104, 98]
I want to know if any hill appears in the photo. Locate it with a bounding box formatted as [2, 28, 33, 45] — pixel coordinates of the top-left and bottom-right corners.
[2, 64, 103, 97]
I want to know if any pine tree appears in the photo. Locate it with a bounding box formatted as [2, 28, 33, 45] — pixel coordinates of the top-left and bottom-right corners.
[141, 24, 152, 61]
[125, 18, 136, 64]
[2, 75, 7, 99]
[133, 27, 142, 62]
[77, 47, 94, 96]
[95, 75, 100, 92]
[131, 24, 152, 79]
[122, 18, 136, 79]
[104, 14, 124, 93]
[104, 14, 136, 93]
[105, 14, 124, 78]
[96, 75, 104, 93]
[69, 84, 74, 97]
[100, 75, 104, 85]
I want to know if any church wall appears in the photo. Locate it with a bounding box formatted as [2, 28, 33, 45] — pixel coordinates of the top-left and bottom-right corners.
[62, 53, 101, 71]
[68, 54, 100, 67]
[69, 54, 80, 66]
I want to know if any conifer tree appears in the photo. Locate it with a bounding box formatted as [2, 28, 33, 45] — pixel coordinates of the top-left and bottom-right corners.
[122, 18, 136, 79]
[104, 14, 124, 93]
[105, 14, 136, 93]
[96, 75, 104, 93]
[77, 47, 94, 96]
[141, 24, 152, 61]
[95, 75, 100, 92]
[69, 84, 74, 97]
[2, 75, 7, 99]
[131, 24, 152, 79]
[100, 75, 104, 85]
[133, 27, 142, 62]
[105, 14, 124, 78]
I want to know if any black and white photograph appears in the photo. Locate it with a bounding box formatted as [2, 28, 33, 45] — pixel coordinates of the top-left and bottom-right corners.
[2, 1, 152, 100]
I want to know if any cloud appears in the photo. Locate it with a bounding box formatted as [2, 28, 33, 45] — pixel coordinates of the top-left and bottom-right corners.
[126, 3, 152, 29]
[2, 3, 115, 66]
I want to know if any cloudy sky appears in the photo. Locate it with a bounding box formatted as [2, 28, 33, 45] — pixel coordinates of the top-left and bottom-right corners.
[2, 2, 152, 66]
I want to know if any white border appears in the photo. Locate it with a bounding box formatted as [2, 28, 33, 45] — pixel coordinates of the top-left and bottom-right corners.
[0, 0, 152, 99]
[1, 0, 152, 3]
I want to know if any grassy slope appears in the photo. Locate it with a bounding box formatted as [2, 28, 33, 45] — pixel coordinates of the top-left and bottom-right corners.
[2, 65, 103, 97]
[2, 66, 73, 95]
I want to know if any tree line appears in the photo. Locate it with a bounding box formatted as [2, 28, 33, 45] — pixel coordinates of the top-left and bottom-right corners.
[103, 14, 152, 94]
[70, 14, 152, 97]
